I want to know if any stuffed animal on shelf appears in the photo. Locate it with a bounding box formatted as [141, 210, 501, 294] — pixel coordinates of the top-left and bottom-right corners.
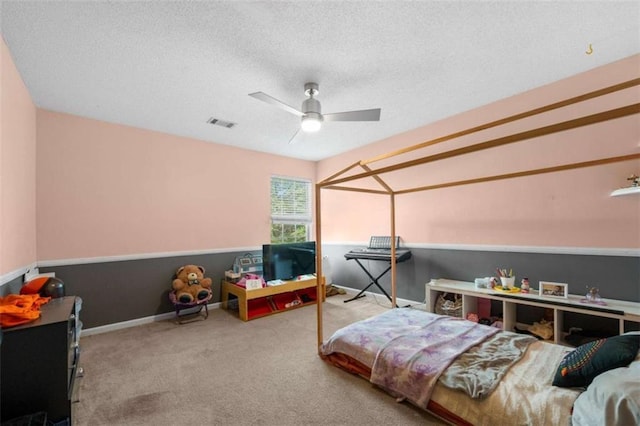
[172, 265, 212, 304]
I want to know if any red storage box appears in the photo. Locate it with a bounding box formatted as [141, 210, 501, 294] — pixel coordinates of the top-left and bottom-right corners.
[271, 292, 301, 310]
[247, 297, 273, 319]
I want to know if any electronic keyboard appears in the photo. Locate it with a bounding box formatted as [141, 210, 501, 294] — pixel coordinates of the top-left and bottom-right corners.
[344, 248, 412, 262]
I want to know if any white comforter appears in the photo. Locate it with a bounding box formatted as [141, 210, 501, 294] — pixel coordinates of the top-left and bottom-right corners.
[430, 340, 581, 426]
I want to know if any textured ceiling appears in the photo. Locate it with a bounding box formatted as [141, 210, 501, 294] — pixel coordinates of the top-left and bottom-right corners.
[2, 1, 639, 161]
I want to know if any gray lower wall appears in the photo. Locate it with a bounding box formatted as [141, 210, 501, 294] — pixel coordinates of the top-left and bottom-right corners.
[2, 245, 638, 330]
[324, 244, 639, 334]
[38, 250, 261, 329]
[1, 276, 23, 296]
[323, 245, 640, 303]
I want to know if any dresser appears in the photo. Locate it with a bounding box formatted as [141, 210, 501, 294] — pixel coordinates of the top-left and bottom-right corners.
[1, 296, 81, 424]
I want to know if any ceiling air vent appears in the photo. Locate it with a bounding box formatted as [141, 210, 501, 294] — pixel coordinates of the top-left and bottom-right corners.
[207, 117, 236, 129]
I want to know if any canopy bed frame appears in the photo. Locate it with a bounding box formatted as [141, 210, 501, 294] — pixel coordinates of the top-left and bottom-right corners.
[314, 77, 639, 348]
[311, 77, 640, 424]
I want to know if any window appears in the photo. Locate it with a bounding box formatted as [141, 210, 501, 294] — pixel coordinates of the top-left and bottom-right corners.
[270, 176, 312, 243]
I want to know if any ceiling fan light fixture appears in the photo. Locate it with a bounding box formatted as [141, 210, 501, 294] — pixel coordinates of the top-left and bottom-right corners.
[250, 81, 380, 138]
[301, 113, 322, 132]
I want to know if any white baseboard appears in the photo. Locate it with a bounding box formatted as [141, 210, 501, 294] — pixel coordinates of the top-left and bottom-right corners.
[330, 284, 423, 309]
[82, 301, 222, 336]
[81, 286, 423, 337]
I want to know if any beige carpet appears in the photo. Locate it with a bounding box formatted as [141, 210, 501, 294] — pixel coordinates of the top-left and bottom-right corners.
[73, 291, 446, 425]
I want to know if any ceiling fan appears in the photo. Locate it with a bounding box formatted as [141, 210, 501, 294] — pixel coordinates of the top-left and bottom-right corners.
[249, 82, 381, 134]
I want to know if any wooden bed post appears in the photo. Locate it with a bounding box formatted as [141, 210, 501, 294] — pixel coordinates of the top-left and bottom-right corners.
[360, 78, 640, 166]
[315, 182, 324, 351]
[390, 192, 397, 308]
[322, 103, 640, 187]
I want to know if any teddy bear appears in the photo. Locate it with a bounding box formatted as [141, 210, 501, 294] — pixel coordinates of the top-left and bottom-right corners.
[172, 265, 212, 304]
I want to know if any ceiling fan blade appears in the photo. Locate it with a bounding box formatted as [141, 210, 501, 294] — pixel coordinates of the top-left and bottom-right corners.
[323, 108, 381, 122]
[249, 92, 304, 117]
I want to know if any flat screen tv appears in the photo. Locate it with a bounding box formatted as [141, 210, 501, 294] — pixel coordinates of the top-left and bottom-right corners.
[262, 241, 316, 282]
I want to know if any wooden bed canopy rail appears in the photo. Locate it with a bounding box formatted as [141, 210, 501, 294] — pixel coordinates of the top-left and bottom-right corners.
[314, 77, 640, 349]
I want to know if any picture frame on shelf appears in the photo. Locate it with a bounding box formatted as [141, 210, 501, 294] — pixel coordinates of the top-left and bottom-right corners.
[539, 281, 569, 299]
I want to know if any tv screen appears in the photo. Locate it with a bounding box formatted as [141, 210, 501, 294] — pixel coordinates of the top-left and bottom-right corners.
[262, 241, 316, 282]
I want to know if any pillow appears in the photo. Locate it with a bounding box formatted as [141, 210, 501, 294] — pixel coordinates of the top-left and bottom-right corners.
[571, 360, 640, 426]
[552, 334, 640, 388]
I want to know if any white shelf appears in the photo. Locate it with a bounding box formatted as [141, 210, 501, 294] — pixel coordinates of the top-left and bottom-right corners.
[425, 278, 640, 345]
[611, 186, 640, 196]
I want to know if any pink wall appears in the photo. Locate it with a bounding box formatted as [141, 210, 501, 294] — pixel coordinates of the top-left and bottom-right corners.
[317, 55, 640, 249]
[36, 111, 316, 260]
[4, 41, 638, 270]
[1, 38, 37, 276]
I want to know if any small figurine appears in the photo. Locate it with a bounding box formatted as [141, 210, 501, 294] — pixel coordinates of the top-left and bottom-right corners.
[489, 277, 499, 289]
[585, 286, 601, 302]
[581, 286, 606, 305]
[521, 278, 530, 293]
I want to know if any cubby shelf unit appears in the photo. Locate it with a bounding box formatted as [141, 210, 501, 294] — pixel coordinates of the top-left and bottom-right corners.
[425, 278, 640, 345]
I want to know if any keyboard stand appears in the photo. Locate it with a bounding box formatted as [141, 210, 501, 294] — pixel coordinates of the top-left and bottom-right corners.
[344, 258, 397, 306]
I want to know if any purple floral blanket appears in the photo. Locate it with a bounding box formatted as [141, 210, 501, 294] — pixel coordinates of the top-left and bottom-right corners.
[369, 310, 499, 408]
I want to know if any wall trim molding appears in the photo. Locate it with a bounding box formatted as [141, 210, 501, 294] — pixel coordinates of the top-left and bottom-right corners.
[323, 241, 640, 257]
[5, 242, 637, 285]
[82, 302, 223, 336]
[37, 246, 262, 267]
[0, 262, 37, 286]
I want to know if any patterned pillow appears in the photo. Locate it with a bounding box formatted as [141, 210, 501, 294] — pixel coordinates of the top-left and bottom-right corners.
[553, 334, 640, 388]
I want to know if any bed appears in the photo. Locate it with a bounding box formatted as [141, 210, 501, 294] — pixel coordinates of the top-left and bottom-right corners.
[311, 75, 640, 424]
[320, 308, 640, 425]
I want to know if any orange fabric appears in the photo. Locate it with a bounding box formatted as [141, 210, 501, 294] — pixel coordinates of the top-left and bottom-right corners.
[0, 294, 51, 328]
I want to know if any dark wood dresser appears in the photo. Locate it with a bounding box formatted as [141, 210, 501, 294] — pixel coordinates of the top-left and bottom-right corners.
[1, 296, 81, 424]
